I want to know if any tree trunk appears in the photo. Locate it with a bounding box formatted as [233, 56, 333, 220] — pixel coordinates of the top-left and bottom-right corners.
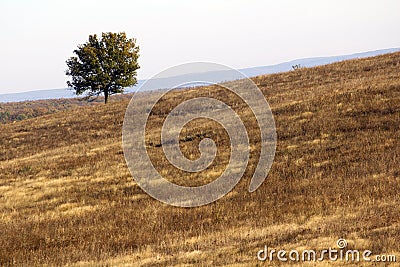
[104, 89, 109, 104]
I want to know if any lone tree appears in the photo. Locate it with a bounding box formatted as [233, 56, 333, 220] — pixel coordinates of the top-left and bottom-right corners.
[66, 32, 140, 104]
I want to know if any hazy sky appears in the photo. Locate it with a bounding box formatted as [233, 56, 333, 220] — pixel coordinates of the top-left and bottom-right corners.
[1, 0, 399, 94]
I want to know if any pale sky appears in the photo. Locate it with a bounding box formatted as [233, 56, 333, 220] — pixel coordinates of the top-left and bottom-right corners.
[1, 0, 399, 94]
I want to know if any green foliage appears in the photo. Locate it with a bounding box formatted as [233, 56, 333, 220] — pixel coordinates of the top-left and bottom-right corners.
[0, 111, 10, 123]
[16, 114, 27, 120]
[66, 32, 140, 103]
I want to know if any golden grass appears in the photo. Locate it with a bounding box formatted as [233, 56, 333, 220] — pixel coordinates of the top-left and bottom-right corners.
[0, 52, 399, 266]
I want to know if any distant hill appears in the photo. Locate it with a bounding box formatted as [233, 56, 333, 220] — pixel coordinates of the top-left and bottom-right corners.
[239, 47, 400, 76]
[0, 89, 77, 103]
[0, 48, 398, 103]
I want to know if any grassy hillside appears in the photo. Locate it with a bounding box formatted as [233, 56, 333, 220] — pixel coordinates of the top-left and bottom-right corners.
[0, 52, 399, 266]
[0, 94, 132, 124]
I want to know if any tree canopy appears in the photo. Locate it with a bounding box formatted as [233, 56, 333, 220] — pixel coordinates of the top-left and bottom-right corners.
[66, 32, 140, 103]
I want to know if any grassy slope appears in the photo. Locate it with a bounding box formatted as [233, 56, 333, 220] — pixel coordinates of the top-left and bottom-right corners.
[0, 53, 399, 266]
[0, 94, 132, 124]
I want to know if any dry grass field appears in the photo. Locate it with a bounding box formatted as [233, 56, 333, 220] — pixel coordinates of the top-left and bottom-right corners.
[0, 52, 399, 266]
[0, 94, 132, 124]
